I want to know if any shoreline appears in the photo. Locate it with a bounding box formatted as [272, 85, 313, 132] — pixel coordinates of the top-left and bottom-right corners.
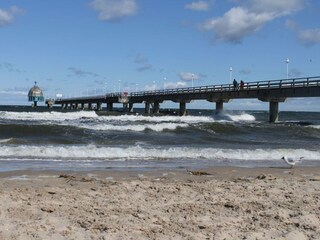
[1, 166, 320, 180]
[1, 166, 319, 239]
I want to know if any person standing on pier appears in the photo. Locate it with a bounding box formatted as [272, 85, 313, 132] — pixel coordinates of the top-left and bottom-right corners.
[240, 80, 244, 90]
[233, 79, 238, 90]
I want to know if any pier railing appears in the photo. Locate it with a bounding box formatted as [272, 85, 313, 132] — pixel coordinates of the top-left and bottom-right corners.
[111, 76, 320, 98]
[52, 76, 320, 101]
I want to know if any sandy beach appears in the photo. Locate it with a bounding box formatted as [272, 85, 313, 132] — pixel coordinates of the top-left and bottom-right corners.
[0, 167, 319, 240]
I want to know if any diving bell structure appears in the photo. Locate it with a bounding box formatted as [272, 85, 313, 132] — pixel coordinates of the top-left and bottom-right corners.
[28, 81, 44, 107]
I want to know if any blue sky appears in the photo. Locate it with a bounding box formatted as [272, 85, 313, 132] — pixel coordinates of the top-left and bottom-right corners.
[0, 0, 319, 111]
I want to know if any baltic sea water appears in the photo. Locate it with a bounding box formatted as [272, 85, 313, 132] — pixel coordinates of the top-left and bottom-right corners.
[0, 106, 319, 172]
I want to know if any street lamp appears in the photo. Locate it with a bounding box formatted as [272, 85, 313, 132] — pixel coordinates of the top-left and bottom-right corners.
[286, 58, 290, 79]
[229, 67, 233, 84]
[163, 77, 167, 90]
[191, 73, 194, 88]
[118, 80, 121, 93]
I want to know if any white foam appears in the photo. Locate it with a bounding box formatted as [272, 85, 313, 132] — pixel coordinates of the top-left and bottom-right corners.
[0, 110, 257, 125]
[0, 145, 318, 162]
[308, 125, 320, 129]
[99, 113, 257, 124]
[78, 122, 189, 132]
[99, 115, 215, 124]
[0, 138, 12, 143]
[7, 175, 30, 181]
[0, 111, 98, 121]
[224, 113, 256, 122]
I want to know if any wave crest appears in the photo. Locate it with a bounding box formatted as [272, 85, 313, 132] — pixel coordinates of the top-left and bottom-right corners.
[0, 145, 318, 161]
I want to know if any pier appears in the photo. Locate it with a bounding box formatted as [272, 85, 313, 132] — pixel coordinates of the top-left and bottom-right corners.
[46, 76, 320, 122]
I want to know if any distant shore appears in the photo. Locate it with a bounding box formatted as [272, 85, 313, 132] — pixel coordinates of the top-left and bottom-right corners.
[1, 167, 319, 239]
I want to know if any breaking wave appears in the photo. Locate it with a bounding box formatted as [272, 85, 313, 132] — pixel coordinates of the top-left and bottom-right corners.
[0, 145, 318, 162]
[0, 111, 98, 121]
[0, 138, 13, 143]
[77, 123, 189, 132]
[0, 111, 256, 124]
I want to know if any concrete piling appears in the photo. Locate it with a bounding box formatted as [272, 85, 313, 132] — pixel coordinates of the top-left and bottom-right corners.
[269, 101, 279, 123]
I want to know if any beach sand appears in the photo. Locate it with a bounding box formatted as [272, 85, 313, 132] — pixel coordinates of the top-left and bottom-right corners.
[0, 167, 319, 240]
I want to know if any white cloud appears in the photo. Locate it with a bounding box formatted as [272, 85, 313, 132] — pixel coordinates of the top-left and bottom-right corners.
[178, 72, 200, 81]
[298, 28, 320, 46]
[200, 7, 272, 43]
[200, 0, 305, 43]
[0, 6, 22, 27]
[164, 81, 187, 89]
[185, 1, 211, 11]
[286, 20, 320, 46]
[142, 80, 187, 91]
[90, 0, 137, 21]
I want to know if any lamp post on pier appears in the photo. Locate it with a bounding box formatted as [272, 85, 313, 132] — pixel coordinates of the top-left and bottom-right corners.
[286, 58, 290, 80]
[191, 73, 194, 88]
[229, 67, 233, 85]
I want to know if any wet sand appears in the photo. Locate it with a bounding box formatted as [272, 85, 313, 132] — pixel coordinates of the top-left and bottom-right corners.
[0, 167, 320, 240]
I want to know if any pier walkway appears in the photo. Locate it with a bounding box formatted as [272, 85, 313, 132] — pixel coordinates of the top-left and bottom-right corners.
[46, 76, 320, 122]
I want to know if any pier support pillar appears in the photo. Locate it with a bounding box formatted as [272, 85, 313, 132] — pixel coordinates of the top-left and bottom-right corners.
[81, 103, 85, 109]
[107, 102, 113, 111]
[61, 104, 64, 109]
[88, 103, 92, 110]
[215, 101, 224, 114]
[269, 101, 279, 123]
[96, 103, 102, 111]
[179, 102, 187, 116]
[123, 103, 128, 112]
[153, 102, 160, 114]
[259, 97, 286, 123]
[145, 102, 151, 114]
[206, 98, 229, 115]
[128, 103, 134, 113]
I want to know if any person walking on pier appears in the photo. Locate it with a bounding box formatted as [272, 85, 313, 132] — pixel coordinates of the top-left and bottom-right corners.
[240, 80, 244, 90]
[233, 79, 238, 90]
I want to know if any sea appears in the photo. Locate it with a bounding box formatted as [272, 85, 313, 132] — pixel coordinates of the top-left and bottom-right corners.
[0, 106, 319, 172]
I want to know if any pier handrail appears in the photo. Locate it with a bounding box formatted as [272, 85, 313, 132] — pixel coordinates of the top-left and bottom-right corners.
[126, 76, 320, 97]
[51, 76, 320, 102]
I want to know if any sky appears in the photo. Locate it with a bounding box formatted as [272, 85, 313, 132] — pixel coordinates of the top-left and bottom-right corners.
[0, 0, 319, 111]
